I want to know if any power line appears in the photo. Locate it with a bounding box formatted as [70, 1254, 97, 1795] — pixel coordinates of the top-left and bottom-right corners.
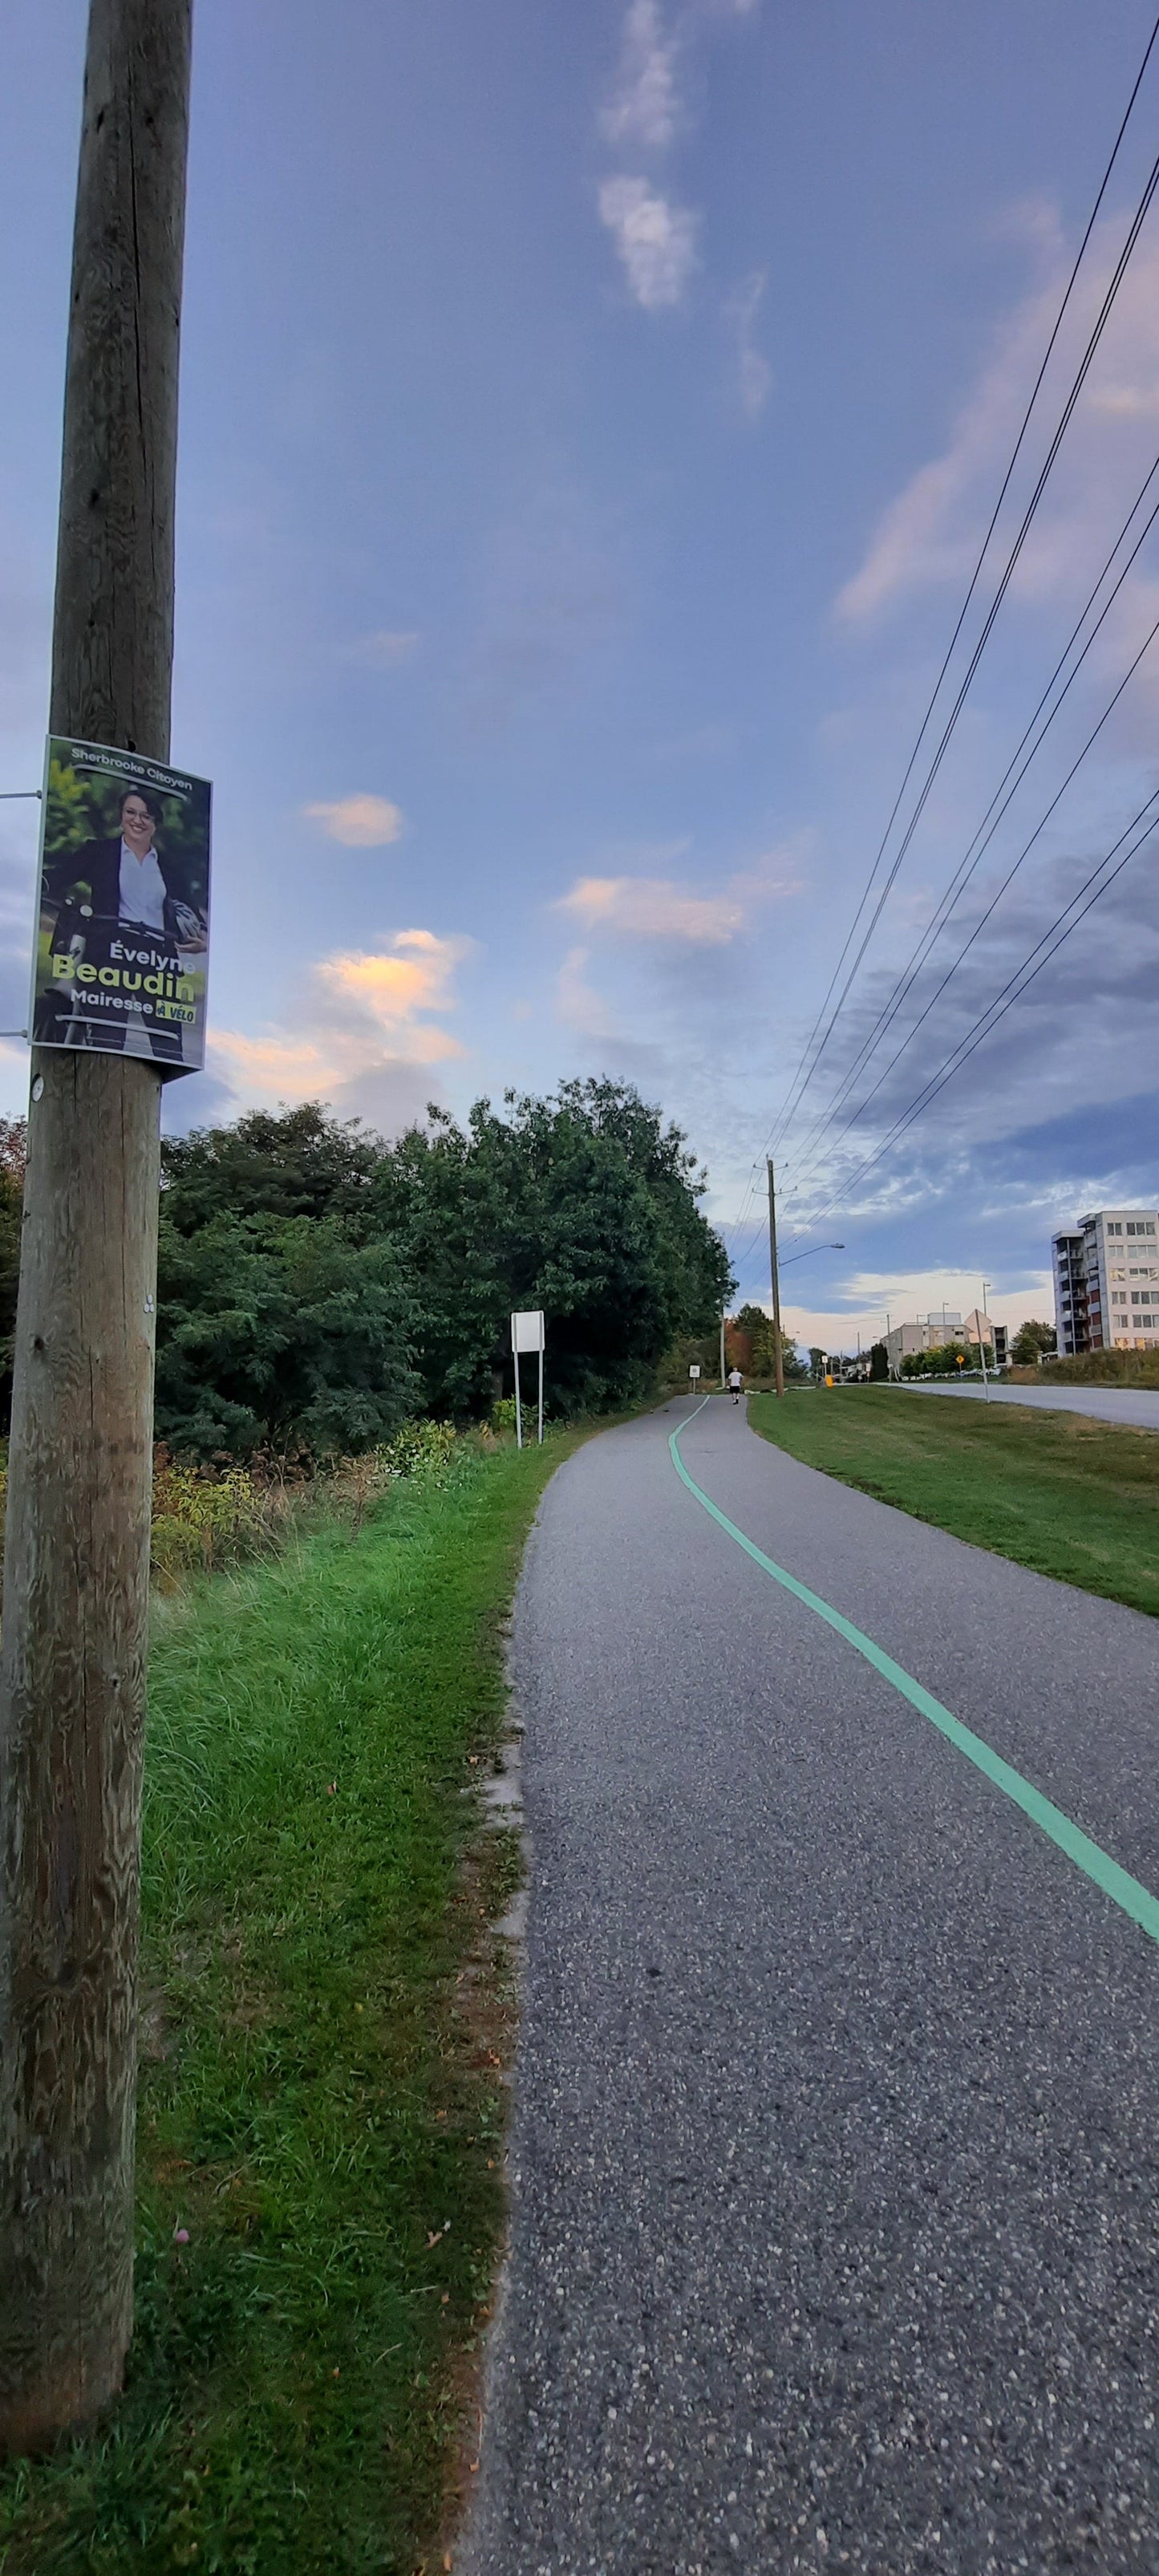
[780, 474, 1159, 1185]
[756, 9, 1159, 1174]
[781, 451, 1159, 1174]
[790, 783, 1159, 1239]
[771, 136, 1159, 1160]
[726, 12, 1159, 1288]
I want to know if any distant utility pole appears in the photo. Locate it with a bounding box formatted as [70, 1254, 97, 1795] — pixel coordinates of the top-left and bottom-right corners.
[719, 1313, 726, 1389]
[0, 0, 192, 2452]
[766, 1158, 784, 1400]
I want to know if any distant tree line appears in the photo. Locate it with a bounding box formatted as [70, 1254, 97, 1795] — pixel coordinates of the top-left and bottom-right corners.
[149, 1081, 731, 1457]
[731, 1303, 807, 1380]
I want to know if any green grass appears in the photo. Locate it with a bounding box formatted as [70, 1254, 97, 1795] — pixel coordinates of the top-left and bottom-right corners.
[0, 1432, 585, 2575]
[748, 1385, 1159, 1618]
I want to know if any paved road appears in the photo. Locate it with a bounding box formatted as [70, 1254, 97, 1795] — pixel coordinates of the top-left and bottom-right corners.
[900, 1378, 1159, 1432]
[464, 1396, 1159, 2576]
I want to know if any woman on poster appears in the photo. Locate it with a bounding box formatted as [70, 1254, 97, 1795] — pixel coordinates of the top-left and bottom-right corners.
[36, 784, 207, 1065]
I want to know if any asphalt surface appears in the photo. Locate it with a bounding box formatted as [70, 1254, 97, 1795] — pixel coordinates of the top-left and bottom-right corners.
[901, 1379, 1159, 1432]
[463, 1397, 1159, 2576]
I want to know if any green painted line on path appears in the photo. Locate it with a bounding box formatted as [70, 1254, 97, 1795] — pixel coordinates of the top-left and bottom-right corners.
[670, 1396, 1159, 1949]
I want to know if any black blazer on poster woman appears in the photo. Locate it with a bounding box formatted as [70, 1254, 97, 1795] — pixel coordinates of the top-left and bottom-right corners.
[43, 835, 204, 951]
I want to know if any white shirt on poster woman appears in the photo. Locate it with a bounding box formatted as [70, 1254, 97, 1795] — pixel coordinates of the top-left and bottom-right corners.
[118, 837, 167, 934]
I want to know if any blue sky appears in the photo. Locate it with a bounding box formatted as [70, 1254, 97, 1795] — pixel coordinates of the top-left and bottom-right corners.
[3, 1, 1159, 1353]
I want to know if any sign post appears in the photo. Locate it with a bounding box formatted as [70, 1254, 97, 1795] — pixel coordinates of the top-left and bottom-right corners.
[511, 1311, 546, 1449]
[689, 1363, 701, 1385]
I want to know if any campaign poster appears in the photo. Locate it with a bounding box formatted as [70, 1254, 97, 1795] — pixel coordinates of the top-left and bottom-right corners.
[30, 737, 211, 1076]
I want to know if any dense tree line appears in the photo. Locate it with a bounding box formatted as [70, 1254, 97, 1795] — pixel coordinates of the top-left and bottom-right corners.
[731, 1301, 807, 1381]
[152, 1081, 731, 1456]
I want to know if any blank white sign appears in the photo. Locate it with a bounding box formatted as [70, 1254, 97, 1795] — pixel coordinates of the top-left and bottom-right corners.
[512, 1309, 545, 1354]
[688, 1364, 701, 1379]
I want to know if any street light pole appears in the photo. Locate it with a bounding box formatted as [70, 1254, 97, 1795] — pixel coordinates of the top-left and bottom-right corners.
[980, 1279, 991, 1401]
[766, 1158, 784, 1400]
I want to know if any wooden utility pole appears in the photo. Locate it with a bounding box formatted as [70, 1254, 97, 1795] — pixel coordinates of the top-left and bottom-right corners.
[767, 1157, 784, 1400]
[0, 0, 192, 2452]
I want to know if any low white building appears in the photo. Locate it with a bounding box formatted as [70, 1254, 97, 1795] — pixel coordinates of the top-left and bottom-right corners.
[882, 1311, 998, 1375]
[1053, 1207, 1159, 1353]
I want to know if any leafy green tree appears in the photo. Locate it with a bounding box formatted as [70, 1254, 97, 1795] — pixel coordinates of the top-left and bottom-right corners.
[902, 1340, 975, 1377]
[1011, 1318, 1056, 1365]
[869, 1341, 888, 1380]
[377, 1081, 731, 1418]
[152, 1081, 731, 1452]
[734, 1301, 806, 1381]
[155, 1211, 419, 1458]
[162, 1103, 383, 1235]
[736, 1301, 776, 1376]
[809, 1346, 826, 1383]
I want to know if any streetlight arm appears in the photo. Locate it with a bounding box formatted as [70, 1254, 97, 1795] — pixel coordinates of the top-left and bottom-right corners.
[780, 1241, 845, 1268]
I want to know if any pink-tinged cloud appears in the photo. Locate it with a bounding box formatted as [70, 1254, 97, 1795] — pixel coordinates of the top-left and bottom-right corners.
[559, 874, 740, 943]
[212, 930, 472, 1118]
[557, 851, 803, 946]
[837, 221, 1159, 627]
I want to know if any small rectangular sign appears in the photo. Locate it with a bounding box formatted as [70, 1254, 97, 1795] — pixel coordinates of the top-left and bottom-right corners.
[30, 736, 211, 1076]
[512, 1309, 545, 1354]
[688, 1364, 701, 1379]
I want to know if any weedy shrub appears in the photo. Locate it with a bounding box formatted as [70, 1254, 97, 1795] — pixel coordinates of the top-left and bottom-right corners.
[378, 1417, 458, 1480]
[150, 1450, 298, 1584]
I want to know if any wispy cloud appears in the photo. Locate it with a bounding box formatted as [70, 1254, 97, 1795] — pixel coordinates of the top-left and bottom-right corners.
[596, 2, 759, 311]
[724, 270, 771, 419]
[561, 874, 739, 943]
[344, 630, 419, 667]
[305, 793, 405, 846]
[557, 848, 803, 945]
[598, 176, 699, 310]
[836, 218, 1159, 627]
[602, 0, 679, 152]
[556, 944, 619, 1036]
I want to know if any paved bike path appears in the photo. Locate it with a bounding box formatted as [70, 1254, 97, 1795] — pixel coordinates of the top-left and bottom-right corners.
[464, 1397, 1159, 2575]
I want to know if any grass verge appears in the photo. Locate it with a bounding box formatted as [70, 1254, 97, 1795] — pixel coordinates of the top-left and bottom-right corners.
[748, 1385, 1159, 1618]
[0, 1430, 587, 2575]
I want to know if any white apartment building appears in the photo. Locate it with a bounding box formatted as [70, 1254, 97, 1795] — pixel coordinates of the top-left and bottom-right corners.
[1052, 1207, 1159, 1353]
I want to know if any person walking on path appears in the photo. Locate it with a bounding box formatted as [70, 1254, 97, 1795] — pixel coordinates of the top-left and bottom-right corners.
[727, 1365, 744, 1404]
